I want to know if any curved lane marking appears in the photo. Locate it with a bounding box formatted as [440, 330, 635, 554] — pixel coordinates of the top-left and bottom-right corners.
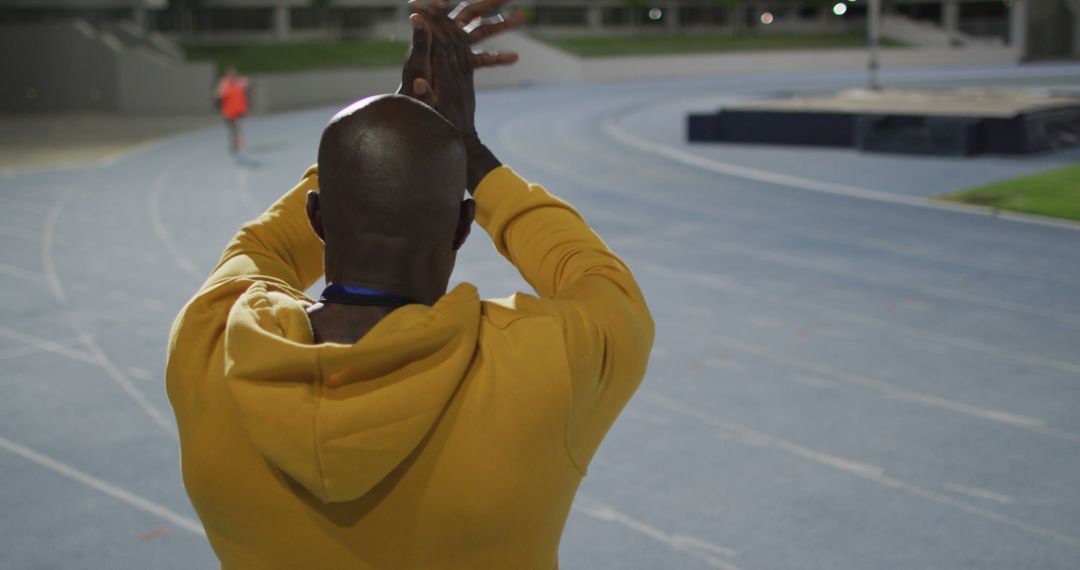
[37, 162, 180, 437]
[601, 117, 1080, 232]
[148, 153, 203, 279]
[500, 107, 1080, 328]
[41, 183, 82, 303]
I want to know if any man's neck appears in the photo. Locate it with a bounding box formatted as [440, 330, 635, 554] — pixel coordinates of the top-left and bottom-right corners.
[306, 302, 396, 345]
[309, 270, 447, 345]
[310, 240, 452, 344]
[324, 249, 450, 307]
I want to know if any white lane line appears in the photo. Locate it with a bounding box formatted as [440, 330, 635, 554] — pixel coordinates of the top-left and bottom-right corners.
[653, 232, 1080, 329]
[0, 335, 88, 362]
[602, 117, 1080, 232]
[0, 261, 47, 283]
[0, 326, 176, 436]
[645, 261, 1080, 378]
[944, 483, 1015, 505]
[0, 433, 204, 536]
[711, 334, 1080, 445]
[0, 326, 97, 364]
[126, 366, 153, 381]
[82, 336, 177, 437]
[573, 495, 741, 570]
[41, 184, 80, 303]
[505, 112, 1080, 328]
[148, 154, 202, 279]
[644, 392, 1080, 549]
[713, 335, 1046, 428]
[621, 408, 674, 426]
[790, 374, 840, 389]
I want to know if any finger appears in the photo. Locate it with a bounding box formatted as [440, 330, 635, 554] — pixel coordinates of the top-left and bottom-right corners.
[409, 13, 432, 56]
[417, 10, 453, 44]
[412, 77, 438, 107]
[411, 0, 449, 17]
[470, 49, 518, 68]
[467, 10, 526, 43]
[449, 0, 512, 26]
[402, 14, 433, 94]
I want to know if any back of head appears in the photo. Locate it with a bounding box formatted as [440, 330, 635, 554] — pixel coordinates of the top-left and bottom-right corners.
[317, 94, 466, 251]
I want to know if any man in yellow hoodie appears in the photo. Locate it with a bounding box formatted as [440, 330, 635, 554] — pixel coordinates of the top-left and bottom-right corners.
[166, 2, 653, 568]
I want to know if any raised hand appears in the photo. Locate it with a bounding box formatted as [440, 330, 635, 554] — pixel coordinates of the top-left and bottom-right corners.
[419, 0, 524, 66]
[400, 0, 518, 192]
[399, 0, 524, 115]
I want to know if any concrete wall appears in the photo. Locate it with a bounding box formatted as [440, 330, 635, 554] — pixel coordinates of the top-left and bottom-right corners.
[0, 19, 215, 114]
[117, 48, 216, 114]
[0, 21, 119, 112]
[249, 67, 401, 114]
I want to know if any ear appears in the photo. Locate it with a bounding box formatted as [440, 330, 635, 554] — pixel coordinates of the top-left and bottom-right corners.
[306, 190, 325, 241]
[452, 198, 475, 251]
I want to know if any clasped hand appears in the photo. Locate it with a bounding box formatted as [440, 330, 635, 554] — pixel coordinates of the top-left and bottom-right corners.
[399, 0, 525, 139]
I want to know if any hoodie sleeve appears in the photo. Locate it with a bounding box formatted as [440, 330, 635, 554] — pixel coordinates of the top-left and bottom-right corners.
[201, 165, 324, 293]
[473, 166, 654, 473]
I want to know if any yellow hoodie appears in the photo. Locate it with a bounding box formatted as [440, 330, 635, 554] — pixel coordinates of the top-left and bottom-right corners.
[166, 165, 653, 569]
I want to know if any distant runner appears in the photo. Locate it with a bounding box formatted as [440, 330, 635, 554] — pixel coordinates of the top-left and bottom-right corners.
[215, 67, 250, 154]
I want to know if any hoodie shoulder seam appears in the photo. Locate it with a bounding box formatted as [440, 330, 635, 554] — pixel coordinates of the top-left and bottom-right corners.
[480, 297, 554, 331]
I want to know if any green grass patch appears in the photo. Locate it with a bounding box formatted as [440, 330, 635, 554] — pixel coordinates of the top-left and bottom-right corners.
[937, 163, 1080, 222]
[537, 33, 903, 58]
[184, 40, 410, 74]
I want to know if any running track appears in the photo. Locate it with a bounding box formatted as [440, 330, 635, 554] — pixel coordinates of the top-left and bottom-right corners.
[1, 64, 1079, 569]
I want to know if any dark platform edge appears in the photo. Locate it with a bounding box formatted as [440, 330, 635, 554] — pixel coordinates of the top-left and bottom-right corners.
[688, 105, 1080, 156]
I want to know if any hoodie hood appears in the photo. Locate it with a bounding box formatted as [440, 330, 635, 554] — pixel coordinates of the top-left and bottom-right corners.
[223, 281, 480, 503]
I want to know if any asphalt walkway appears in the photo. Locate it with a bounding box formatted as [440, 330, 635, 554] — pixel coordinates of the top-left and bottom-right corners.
[0, 114, 216, 173]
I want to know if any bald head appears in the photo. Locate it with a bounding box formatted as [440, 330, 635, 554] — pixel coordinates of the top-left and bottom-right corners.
[309, 94, 473, 300]
[317, 94, 466, 247]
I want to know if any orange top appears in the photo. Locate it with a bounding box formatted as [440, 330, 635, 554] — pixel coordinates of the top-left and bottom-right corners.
[218, 77, 248, 120]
